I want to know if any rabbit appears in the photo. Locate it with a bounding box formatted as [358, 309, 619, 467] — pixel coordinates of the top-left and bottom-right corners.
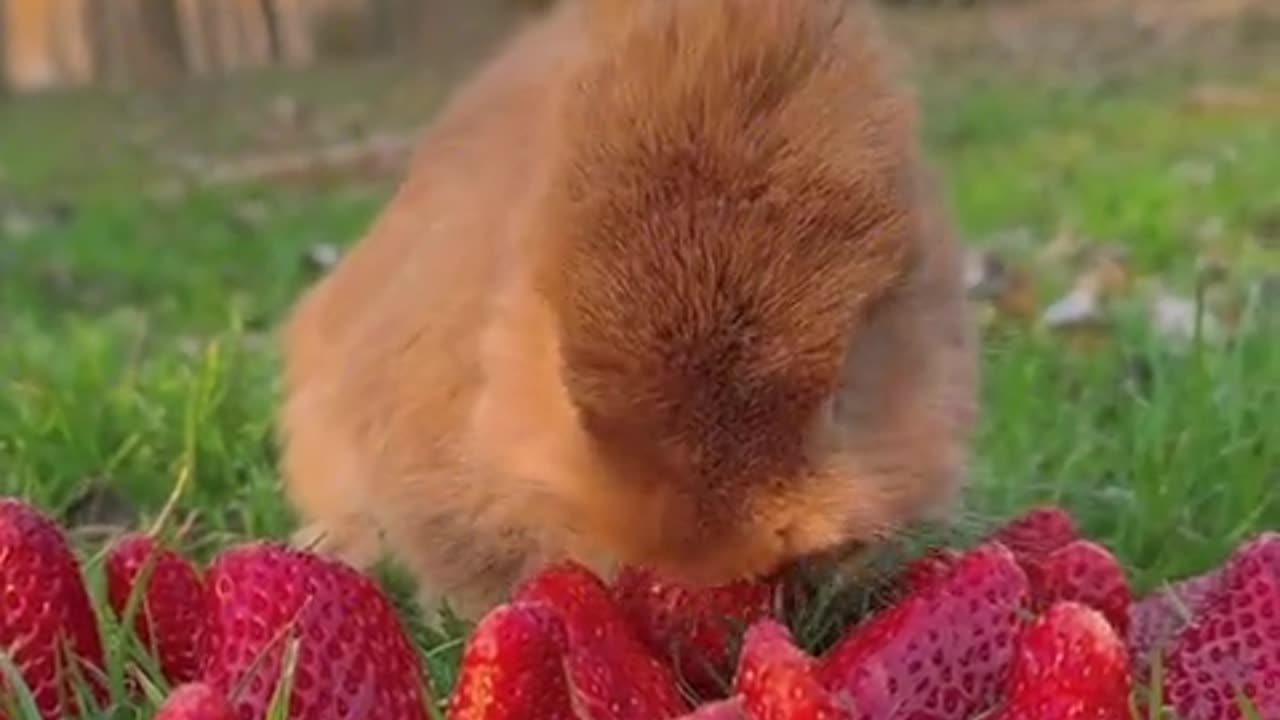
[277, 0, 978, 621]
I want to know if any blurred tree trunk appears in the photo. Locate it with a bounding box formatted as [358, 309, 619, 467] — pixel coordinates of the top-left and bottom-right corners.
[54, 0, 94, 85]
[136, 0, 185, 72]
[369, 0, 425, 54]
[2, 0, 541, 93]
[413, 0, 520, 74]
[508, 0, 556, 11]
[3, 0, 57, 89]
[89, 0, 184, 86]
[174, 0, 212, 74]
[265, 0, 314, 67]
[2, 0, 94, 91]
[89, 0, 132, 86]
[231, 0, 273, 70]
[0, 1, 6, 94]
[173, 0, 274, 76]
[207, 0, 267, 70]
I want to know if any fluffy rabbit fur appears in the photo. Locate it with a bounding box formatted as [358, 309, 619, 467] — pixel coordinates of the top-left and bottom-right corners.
[278, 0, 977, 619]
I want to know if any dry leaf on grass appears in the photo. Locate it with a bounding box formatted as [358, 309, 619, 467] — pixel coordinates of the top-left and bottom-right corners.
[1042, 282, 1105, 330]
[1039, 248, 1139, 349]
[1041, 279, 1110, 351]
[1087, 246, 1135, 296]
[1148, 290, 1224, 346]
[269, 94, 307, 130]
[229, 200, 273, 231]
[2, 210, 39, 239]
[193, 134, 416, 187]
[1037, 226, 1090, 266]
[304, 243, 343, 273]
[966, 248, 1039, 325]
[64, 481, 140, 539]
[1183, 84, 1270, 113]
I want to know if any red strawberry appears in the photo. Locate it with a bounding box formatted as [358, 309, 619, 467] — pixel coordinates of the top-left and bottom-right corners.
[514, 561, 689, 718]
[675, 699, 747, 718]
[990, 506, 1079, 565]
[1164, 532, 1280, 720]
[201, 542, 430, 720]
[613, 565, 779, 698]
[990, 602, 1132, 720]
[0, 498, 106, 719]
[1030, 540, 1132, 637]
[106, 533, 206, 685]
[896, 548, 960, 594]
[447, 602, 573, 720]
[735, 620, 851, 719]
[155, 682, 237, 720]
[819, 542, 1029, 719]
[1127, 570, 1220, 674]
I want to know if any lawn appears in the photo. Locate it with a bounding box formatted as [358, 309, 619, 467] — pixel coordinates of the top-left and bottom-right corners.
[1, 4, 1277, 717]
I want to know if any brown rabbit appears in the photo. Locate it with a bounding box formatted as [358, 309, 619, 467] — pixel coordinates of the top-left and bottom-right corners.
[278, 0, 977, 620]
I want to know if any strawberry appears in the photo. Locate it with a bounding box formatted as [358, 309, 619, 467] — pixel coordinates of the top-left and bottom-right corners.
[990, 506, 1079, 568]
[1127, 570, 1220, 675]
[1030, 540, 1132, 637]
[819, 542, 1029, 719]
[447, 602, 573, 720]
[106, 533, 206, 685]
[0, 498, 106, 719]
[675, 699, 747, 718]
[896, 548, 960, 594]
[613, 565, 779, 698]
[735, 620, 851, 720]
[1164, 532, 1279, 720]
[514, 561, 689, 718]
[201, 542, 430, 720]
[990, 602, 1132, 720]
[155, 682, 237, 720]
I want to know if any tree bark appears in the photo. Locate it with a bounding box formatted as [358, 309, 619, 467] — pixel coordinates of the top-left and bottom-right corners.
[233, 0, 273, 69]
[3, 0, 58, 90]
[0, 0, 7, 94]
[136, 0, 185, 74]
[369, 0, 415, 54]
[174, 0, 211, 74]
[51, 0, 94, 86]
[266, 0, 315, 67]
[210, 0, 242, 71]
[86, 0, 187, 87]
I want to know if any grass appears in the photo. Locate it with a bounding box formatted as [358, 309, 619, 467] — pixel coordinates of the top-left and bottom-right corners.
[2, 6, 1279, 718]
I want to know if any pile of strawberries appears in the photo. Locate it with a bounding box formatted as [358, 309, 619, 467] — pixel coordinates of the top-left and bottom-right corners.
[452, 510, 1278, 720]
[0, 498, 429, 720]
[1, 496, 1277, 720]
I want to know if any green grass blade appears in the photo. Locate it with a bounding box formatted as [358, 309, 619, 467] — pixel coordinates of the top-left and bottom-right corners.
[1235, 689, 1262, 720]
[264, 634, 302, 720]
[0, 649, 45, 720]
